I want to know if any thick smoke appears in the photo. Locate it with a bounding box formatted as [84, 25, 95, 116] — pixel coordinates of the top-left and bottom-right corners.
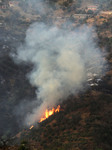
[12, 22, 106, 125]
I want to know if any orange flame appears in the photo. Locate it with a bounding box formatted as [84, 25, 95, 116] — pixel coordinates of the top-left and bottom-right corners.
[39, 105, 60, 122]
[29, 125, 34, 130]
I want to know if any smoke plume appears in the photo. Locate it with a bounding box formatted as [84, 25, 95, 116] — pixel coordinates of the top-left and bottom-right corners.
[13, 23, 106, 125]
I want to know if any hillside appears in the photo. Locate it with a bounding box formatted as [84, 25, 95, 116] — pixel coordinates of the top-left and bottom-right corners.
[0, 0, 112, 150]
[16, 90, 112, 150]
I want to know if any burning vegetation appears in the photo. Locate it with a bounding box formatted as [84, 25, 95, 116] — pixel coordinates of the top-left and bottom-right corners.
[29, 105, 60, 130]
[29, 125, 34, 130]
[39, 105, 60, 122]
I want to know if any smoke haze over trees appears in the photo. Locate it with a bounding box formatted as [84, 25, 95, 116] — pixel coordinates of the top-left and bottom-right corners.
[0, 0, 112, 149]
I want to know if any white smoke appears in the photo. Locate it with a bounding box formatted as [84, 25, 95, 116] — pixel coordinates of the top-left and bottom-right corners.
[13, 23, 106, 125]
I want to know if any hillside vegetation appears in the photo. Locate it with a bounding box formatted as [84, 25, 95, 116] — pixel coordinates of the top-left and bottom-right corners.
[0, 0, 112, 150]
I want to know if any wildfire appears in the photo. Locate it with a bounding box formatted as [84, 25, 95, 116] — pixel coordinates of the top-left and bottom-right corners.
[29, 105, 60, 129]
[39, 105, 60, 122]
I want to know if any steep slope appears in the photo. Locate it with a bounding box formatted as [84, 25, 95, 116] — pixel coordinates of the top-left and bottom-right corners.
[17, 90, 112, 150]
[0, 0, 112, 150]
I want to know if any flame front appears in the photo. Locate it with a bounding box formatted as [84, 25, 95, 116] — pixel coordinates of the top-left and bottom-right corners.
[39, 105, 60, 122]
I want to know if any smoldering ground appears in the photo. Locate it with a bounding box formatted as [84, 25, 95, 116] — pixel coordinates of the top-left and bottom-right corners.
[11, 22, 106, 126]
